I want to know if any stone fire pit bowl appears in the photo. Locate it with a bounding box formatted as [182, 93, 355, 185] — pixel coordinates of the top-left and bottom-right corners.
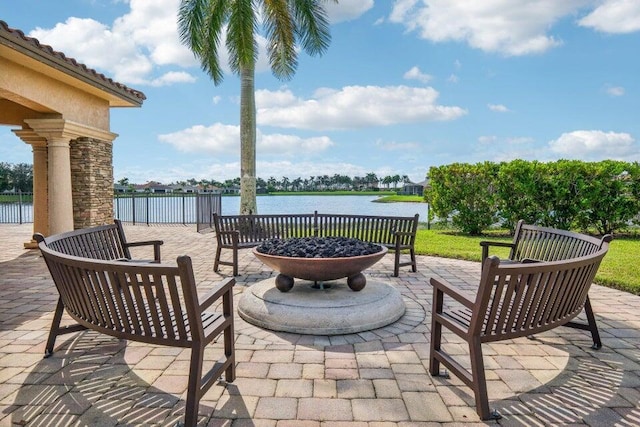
[252, 245, 388, 292]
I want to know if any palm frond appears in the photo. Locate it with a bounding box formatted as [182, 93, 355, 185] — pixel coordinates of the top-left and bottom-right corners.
[291, 0, 332, 56]
[178, 0, 227, 85]
[263, 0, 297, 80]
[227, 0, 258, 75]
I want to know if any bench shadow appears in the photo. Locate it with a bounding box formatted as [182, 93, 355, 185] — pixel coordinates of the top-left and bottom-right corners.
[434, 330, 640, 425]
[0, 251, 59, 334]
[6, 330, 249, 426]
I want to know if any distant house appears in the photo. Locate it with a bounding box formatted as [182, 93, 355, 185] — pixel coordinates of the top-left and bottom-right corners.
[399, 179, 429, 196]
[113, 184, 129, 193]
[135, 181, 173, 193]
[222, 185, 240, 195]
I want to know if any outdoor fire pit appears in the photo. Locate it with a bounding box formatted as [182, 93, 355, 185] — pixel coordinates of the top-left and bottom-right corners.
[253, 236, 388, 292]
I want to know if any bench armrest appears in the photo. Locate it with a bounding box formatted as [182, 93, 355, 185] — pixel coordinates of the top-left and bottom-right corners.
[430, 277, 475, 310]
[479, 240, 515, 261]
[125, 240, 164, 262]
[200, 277, 236, 311]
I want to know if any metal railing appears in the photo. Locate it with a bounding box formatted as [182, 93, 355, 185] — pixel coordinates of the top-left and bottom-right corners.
[114, 192, 222, 226]
[0, 191, 33, 223]
[0, 192, 221, 227]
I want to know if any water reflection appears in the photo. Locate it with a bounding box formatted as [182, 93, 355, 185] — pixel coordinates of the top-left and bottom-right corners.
[222, 195, 425, 219]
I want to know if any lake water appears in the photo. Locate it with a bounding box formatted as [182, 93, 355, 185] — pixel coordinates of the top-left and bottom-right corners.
[222, 195, 426, 219]
[1, 194, 427, 224]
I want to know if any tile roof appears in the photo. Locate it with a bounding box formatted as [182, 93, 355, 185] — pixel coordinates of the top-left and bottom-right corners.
[0, 19, 146, 105]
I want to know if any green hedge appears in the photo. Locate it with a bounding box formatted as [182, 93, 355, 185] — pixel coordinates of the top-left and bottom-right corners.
[425, 160, 640, 235]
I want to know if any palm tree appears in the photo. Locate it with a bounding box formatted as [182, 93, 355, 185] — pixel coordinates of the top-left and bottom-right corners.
[179, 0, 336, 214]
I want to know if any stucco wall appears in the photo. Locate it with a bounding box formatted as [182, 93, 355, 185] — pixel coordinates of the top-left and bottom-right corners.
[0, 56, 111, 129]
[71, 137, 114, 228]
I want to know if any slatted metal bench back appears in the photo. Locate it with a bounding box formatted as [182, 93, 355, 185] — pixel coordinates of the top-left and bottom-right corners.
[41, 219, 162, 262]
[212, 212, 419, 276]
[215, 213, 316, 246]
[315, 213, 418, 247]
[35, 233, 235, 427]
[40, 245, 207, 346]
[476, 252, 607, 342]
[432, 232, 612, 421]
[43, 223, 130, 260]
[512, 222, 605, 261]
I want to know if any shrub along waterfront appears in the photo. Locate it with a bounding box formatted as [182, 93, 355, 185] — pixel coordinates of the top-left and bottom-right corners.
[426, 159, 640, 235]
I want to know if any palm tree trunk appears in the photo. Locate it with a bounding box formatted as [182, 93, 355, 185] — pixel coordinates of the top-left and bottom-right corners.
[239, 65, 257, 215]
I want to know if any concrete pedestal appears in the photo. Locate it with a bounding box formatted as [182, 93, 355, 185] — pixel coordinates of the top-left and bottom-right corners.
[238, 278, 406, 335]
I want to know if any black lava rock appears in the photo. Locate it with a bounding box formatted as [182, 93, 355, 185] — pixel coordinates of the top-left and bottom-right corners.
[256, 237, 382, 258]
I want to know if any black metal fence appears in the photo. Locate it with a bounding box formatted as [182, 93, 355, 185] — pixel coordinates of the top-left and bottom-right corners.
[0, 192, 221, 228]
[115, 193, 221, 227]
[0, 192, 33, 223]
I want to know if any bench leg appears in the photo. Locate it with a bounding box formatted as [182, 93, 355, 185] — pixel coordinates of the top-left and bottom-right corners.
[213, 246, 222, 272]
[44, 298, 65, 358]
[429, 289, 443, 375]
[393, 250, 400, 277]
[232, 247, 238, 276]
[185, 345, 204, 427]
[44, 298, 88, 358]
[565, 296, 602, 350]
[583, 296, 602, 349]
[223, 290, 236, 382]
[410, 248, 417, 272]
[469, 337, 501, 420]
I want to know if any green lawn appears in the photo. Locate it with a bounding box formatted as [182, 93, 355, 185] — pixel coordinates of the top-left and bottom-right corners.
[414, 229, 640, 295]
[374, 194, 425, 203]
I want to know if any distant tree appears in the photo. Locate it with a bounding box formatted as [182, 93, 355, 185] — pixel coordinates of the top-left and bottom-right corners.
[0, 162, 11, 192]
[179, 0, 336, 214]
[365, 172, 378, 190]
[10, 163, 33, 192]
[282, 176, 290, 191]
[292, 177, 303, 191]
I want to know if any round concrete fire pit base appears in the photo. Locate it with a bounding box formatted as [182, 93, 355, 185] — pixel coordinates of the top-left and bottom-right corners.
[238, 277, 406, 335]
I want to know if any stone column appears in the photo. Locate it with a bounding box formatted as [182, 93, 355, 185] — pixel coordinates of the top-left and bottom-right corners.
[12, 130, 48, 248]
[47, 136, 75, 234]
[25, 118, 118, 234]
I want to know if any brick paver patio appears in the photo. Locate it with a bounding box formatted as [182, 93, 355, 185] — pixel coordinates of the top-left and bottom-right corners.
[1, 223, 639, 426]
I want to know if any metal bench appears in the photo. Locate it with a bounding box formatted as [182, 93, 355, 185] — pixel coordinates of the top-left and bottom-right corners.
[39, 219, 163, 262]
[213, 211, 419, 277]
[35, 228, 235, 427]
[479, 220, 612, 349]
[430, 226, 612, 420]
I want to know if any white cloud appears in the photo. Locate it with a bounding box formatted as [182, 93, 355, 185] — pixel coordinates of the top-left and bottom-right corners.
[389, 0, 588, 56]
[403, 66, 433, 83]
[488, 103, 509, 112]
[579, 0, 640, 33]
[256, 85, 467, 130]
[259, 134, 335, 155]
[158, 124, 335, 157]
[325, 0, 374, 23]
[606, 86, 625, 96]
[28, 0, 198, 86]
[149, 71, 197, 86]
[158, 124, 240, 154]
[548, 130, 637, 160]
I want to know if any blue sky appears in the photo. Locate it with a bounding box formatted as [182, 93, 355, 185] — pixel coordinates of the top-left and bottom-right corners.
[2, 0, 639, 184]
